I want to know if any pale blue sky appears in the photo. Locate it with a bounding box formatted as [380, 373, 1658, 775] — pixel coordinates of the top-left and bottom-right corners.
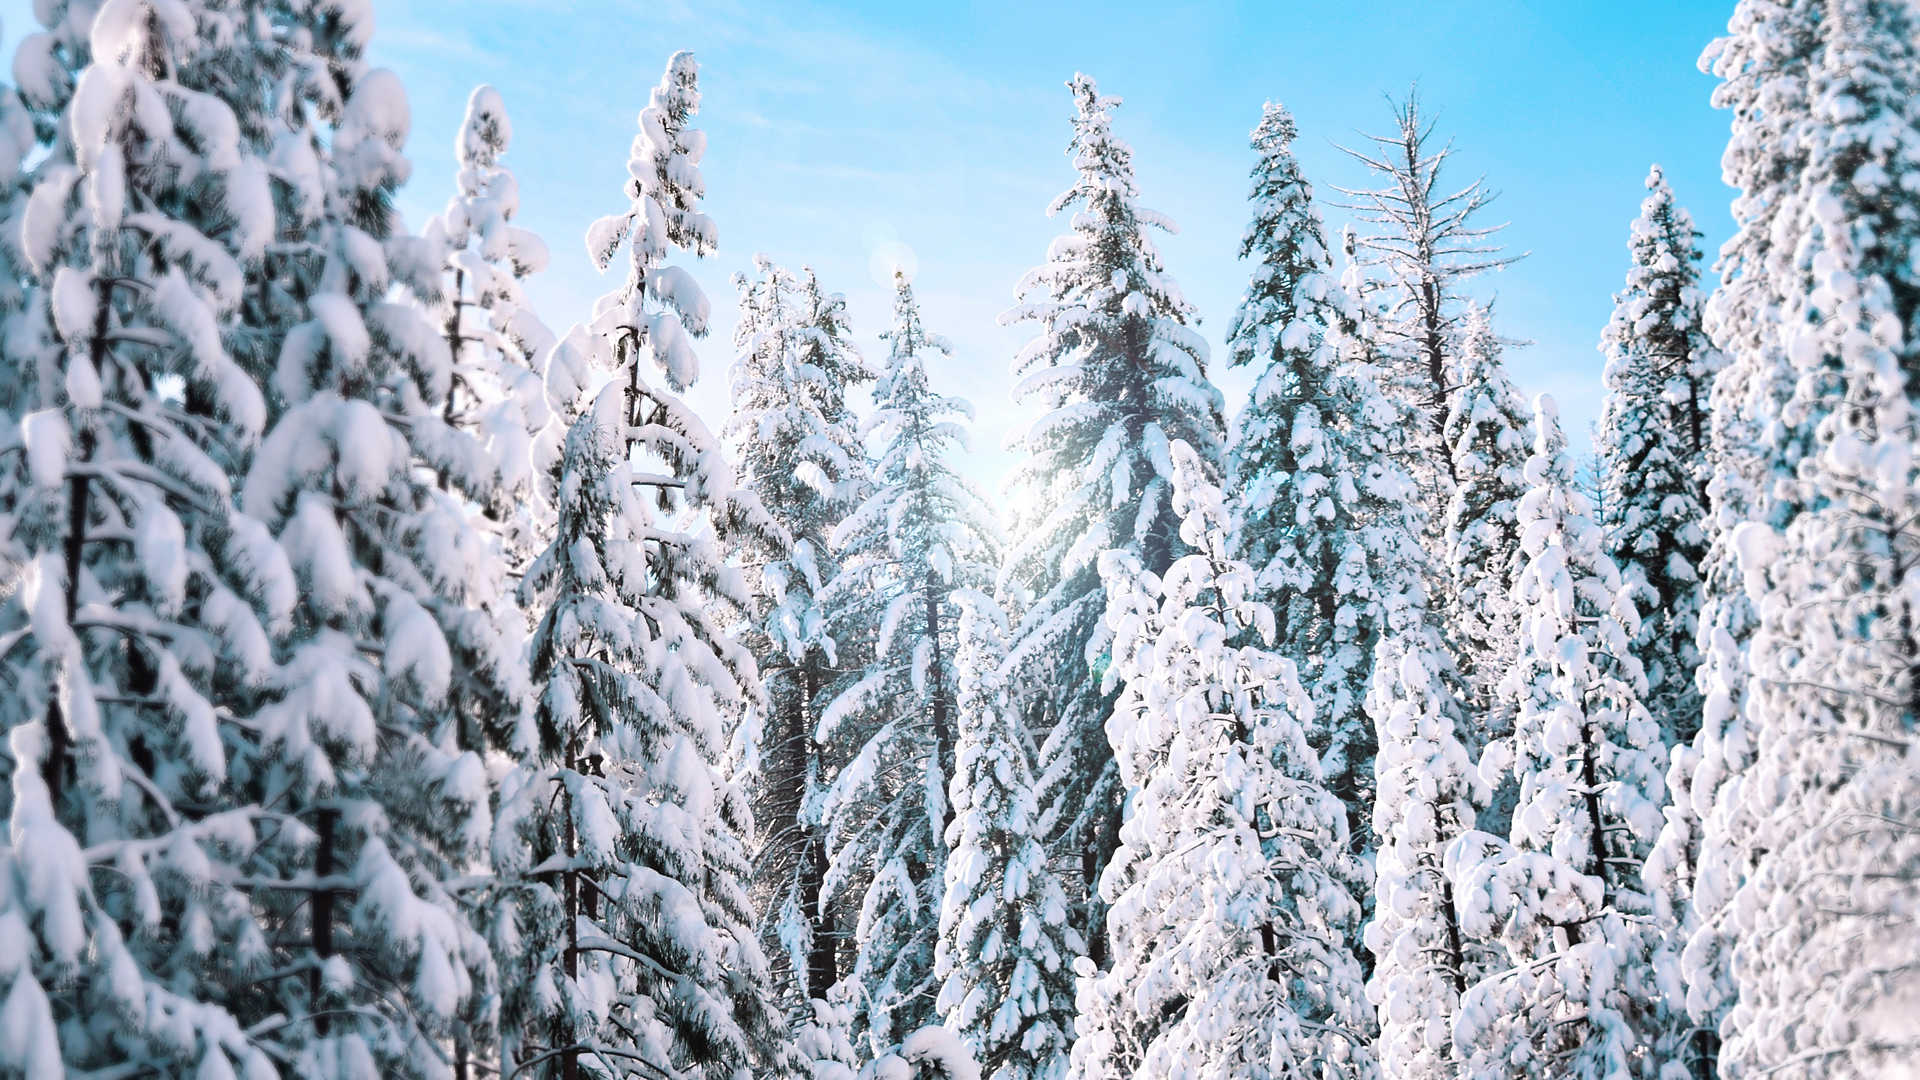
[5, 0, 1739, 482]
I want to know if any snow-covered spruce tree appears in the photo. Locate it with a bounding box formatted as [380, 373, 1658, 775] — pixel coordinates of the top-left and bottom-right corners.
[1362, 632, 1490, 1080]
[1597, 166, 1723, 1080]
[1596, 164, 1719, 746]
[818, 272, 1000, 1052]
[1712, 2, 1920, 1074]
[1674, 0, 1840, 1058]
[424, 83, 560, 566]
[1225, 101, 1429, 854]
[494, 51, 789, 1079]
[727, 260, 873, 1028]
[1438, 305, 1533, 762]
[1072, 441, 1375, 1080]
[998, 73, 1225, 956]
[1333, 91, 1522, 532]
[0, 3, 295, 1073]
[410, 81, 569, 1076]
[222, 17, 526, 1073]
[1451, 396, 1668, 1080]
[934, 590, 1079, 1080]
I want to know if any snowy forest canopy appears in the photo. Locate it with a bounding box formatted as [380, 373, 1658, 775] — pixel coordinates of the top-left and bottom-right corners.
[0, 1, 1915, 1079]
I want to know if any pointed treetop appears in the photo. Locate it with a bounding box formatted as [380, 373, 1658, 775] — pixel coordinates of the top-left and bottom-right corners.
[456, 84, 510, 169]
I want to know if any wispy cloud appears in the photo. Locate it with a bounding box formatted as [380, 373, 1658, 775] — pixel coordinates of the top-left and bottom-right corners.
[377, 25, 503, 67]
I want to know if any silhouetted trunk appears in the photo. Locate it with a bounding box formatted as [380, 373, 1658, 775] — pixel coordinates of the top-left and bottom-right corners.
[800, 663, 837, 1000]
[311, 807, 337, 1035]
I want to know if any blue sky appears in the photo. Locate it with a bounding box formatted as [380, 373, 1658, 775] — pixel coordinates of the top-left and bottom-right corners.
[6, 0, 1739, 483]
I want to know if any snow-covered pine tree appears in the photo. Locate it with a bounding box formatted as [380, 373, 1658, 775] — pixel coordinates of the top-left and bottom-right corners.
[818, 272, 999, 1052]
[406, 81, 571, 1076]
[1596, 164, 1719, 746]
[0, 2, 291, 1073]
[1072, 441, 1375, 1080]
[1675, 0, 1841, 1058]
[500, 50, 789, 1080]
[1452, 396, 1668, 1080]
[726, 259, 873, 1030]
[1225, 101, 1429, 853]
[1711, 2, 1920, 1073]
[934, 590, 1079, 1080]
[1334, 91, 1522, 536]
[1595, 165, 1724, 1080]
[216, 12, 524, 1072]
[998, 73, 1225, 958]
[1363, 630, 1490, 1080]
[424, 83, 560, 566]
[1438, 305, 1533, 771]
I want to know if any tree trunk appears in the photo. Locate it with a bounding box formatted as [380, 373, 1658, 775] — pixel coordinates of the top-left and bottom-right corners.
[437, 266, 466, 493]
[1420, 276, 1458, 485]
[45, 285, 113, 811]
[800, 662, 837, 1001]
[311, 806, 337, 1036]
[923, 571, 954, 836]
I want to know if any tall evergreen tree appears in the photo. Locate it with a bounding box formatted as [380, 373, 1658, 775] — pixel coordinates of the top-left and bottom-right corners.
[1452, 397, 1667, 1080]
[819, 273, 998, 1051]
[424, 83, 560, 566]
[0, 2, 289, 1072]
[1225, 102, 1428, 850]
[1711, 2, 1920, 1073]
[1362, 632, 1489, 1080]
[1597, 165, 1725, 1080]
[1071, 441, 1374, 1080]
[1334, 90, 1522, 531]
[229, 30, 505, 1079]
[1438, 305, 1533, 778]
[501, 52, 788, 1079]
[1680, 0, 1845, 1056]
[1596, 164, 1720, 745]
[998, 73, 1225, 956]
[727, 260, 873, 1025]
[935, 590, 1080, 1080]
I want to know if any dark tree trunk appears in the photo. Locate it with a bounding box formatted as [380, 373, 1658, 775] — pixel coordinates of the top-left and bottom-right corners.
[800, 662, 837, 1001]
[311, 806, 337, 1036]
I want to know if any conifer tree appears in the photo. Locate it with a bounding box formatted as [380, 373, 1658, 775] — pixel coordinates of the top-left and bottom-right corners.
[998, 73, 1225, 954]
[935, 590, 1079, 1080]
[500, 52, 788, 1079]
[1709, 2, 1920, 1073]
[1677, 0, 1852, 1057]
[727, 260, 873, 1025]
[1596, 164, 1719, 745]
[1452, 397, 1667, 1080]
[1225, 102, 1428, 848]
[1334, 91, 1522, 528]
[819, 273, 999, 1051]
[1072, 441, 1375, 1080]
[425, 83, 560, 565]
[0, 2, 289, 1073]
[1362, 633, 1489, 1080]
[1438, 305, 1533, 774]
[1597, 165, 1725, 1080]
[223, 16, 516, 1072]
